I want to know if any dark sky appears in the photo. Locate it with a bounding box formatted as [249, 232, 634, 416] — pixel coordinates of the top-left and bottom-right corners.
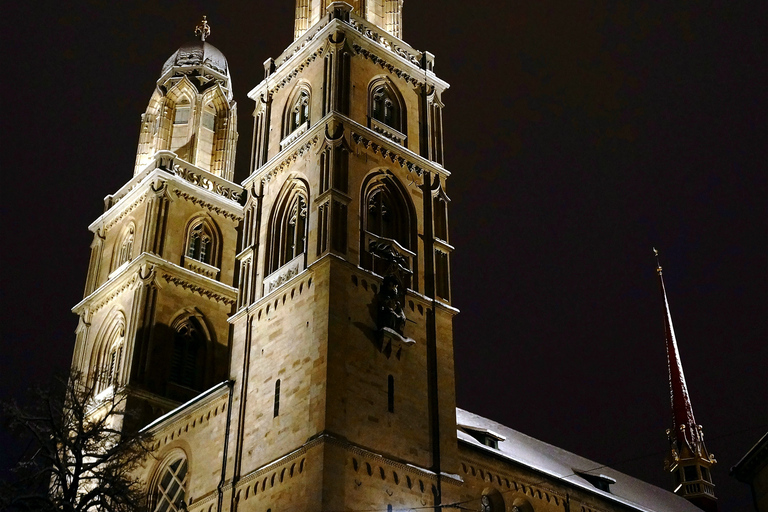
[3, 1, 766, 509]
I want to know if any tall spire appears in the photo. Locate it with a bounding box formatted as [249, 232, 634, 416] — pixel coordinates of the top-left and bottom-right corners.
[654, 249, 718, 511]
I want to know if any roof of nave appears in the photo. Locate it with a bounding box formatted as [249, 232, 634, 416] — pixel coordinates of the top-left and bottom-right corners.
[456, 408, 702, 512]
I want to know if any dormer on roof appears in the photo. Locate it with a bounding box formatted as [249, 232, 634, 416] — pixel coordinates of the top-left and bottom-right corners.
[458, 424, 506, 450]
[574, 470, 617, 493]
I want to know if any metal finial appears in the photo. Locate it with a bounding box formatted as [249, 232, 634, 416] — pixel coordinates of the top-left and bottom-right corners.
[195, 16, 211, 41]
[653, 247, 662, 273]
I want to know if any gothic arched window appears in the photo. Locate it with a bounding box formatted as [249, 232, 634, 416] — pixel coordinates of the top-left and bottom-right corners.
[267, 181, 309, 274]
[291, 91, 310, 132]
[283, 84, 311, 139]
[169, 317, 207, 391]
[363, 174, 412, 249]
[92, 312, 126, 394]
[361, 171, 415, 287]
[185, 219, 217, 266]
[113, 224, 135, 271]
[153, 456, 188, 512]
[372, 86, 397, 127]
[368, 79, 406, 142]
[481, 491, 506, 512]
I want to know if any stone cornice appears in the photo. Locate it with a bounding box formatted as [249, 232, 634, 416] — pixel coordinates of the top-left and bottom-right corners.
[172, 189, 242, 221]
[242, 113, 449, 191]
[247, 17, 448, 103]
[89, 153, 243, 234]
[141, 381, 230, 435]
[73, 253, 237, 315]
[160, 271, 237, 306]
[227, 431, 461, 500]
[98, 189, 151, 234]
[241, 125, 323, 190]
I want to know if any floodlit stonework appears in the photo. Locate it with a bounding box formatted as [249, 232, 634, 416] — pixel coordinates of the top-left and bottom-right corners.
[71, 3, 706, 511]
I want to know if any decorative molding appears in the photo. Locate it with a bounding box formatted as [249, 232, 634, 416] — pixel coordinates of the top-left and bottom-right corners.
[280, 121, 309, 149]
[260, 135, 320, 185]
[90, 273, 140, 314]
[161, 273, 236, 306]
[352, 131, 425, 183]
[173, 189, 243, 221]
[237, 447, 311, 487]
[347, 17, 422, 67]
[352, 43, 423, 88]
[370, 118, 406, 145]
[103, 190, 150, 233]
[263, 255, 305, 294]
[161, 154, 242, 203]
[182, 257, 220, 280]
[278, 20, 332, 67]
[272, 46, 326, 94]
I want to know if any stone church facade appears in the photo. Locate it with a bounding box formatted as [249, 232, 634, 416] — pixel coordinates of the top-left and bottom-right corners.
[70, 3, 705, 511]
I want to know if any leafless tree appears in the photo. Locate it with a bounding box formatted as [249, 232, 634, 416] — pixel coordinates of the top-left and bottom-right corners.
[1, 371, 152, 512]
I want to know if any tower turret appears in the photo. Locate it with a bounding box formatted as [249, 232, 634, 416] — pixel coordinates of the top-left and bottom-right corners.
[134, 17, 238, 180]
[71, 19, 242, 427]
[655, 249, 718, 511]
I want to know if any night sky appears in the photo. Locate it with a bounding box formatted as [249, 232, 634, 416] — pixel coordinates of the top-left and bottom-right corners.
[3, 1, 766, 510]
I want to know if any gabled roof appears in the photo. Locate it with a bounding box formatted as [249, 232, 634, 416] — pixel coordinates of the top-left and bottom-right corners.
[456, 408, 702, 512]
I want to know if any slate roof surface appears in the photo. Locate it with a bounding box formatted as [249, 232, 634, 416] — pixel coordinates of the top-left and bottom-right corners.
[457, 408, 703, 512]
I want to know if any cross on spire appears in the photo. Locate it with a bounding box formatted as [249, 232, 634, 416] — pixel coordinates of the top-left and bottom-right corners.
[195, 16, 210, 42]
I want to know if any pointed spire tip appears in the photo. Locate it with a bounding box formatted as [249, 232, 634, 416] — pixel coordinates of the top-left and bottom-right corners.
[195, 15, 210, 42]
[653, 247, 662, 273]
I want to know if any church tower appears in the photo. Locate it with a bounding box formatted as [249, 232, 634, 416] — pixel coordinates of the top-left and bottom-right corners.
[655, 250, 718, 511]
[71, 18, 243, 426]
[227, 1, 457, 508]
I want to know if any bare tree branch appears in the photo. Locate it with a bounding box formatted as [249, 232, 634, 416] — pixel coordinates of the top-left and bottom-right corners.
[1, 370, 152, 512]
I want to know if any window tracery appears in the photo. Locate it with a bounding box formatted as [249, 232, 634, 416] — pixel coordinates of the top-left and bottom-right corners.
[169, 316, 207, 391]
[184, 218, 220, 273]
[372, 86, 397, 128]
[364, 177, 411, 249]
[92, 312, 126, 394]
[291, 91, 310, 132]
[153, 456, 188, 512]
[186, 222, 212, 264]
[368, 79, 406, 144]
[267, 181, 310, 275]
[115, 224, 135, 269]
[283, 85, 312, 142]
[361, 172, 414, 287]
